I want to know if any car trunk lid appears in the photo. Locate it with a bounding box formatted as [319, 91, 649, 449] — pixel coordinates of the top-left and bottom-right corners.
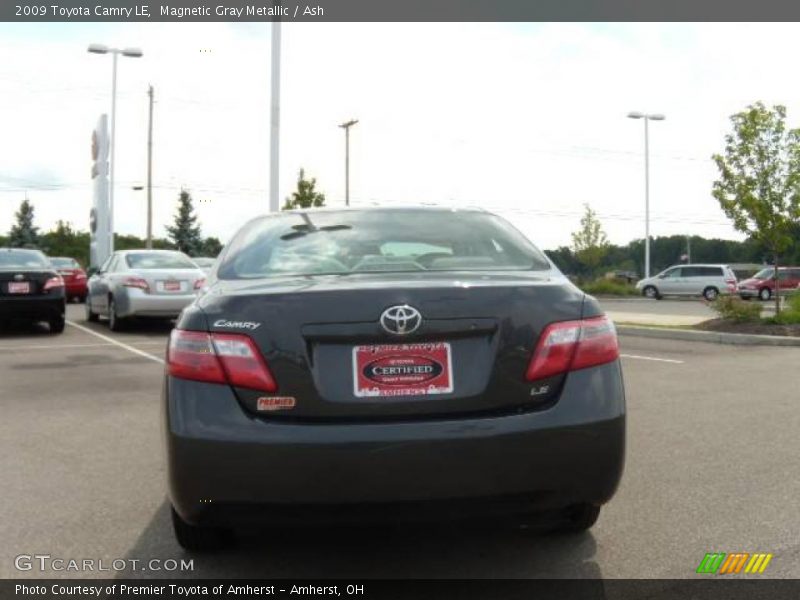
[0, 269, 58, 296]
[133, 268, 203, 295]
[195, 272, 584, 421]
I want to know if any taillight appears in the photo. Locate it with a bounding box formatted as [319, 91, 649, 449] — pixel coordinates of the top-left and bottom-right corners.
[193, 278, 206, 290]
[122, 276, 149, 293]
[43, 276, 64, 291]
[167, 330, 225, 384]
[167, 329, 277, 392]
[525, 315, 619, 382]
[75, 272, 87, 280]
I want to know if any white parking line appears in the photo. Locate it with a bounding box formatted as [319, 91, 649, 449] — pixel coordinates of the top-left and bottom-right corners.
[620, 353, 684, 364]
[0, 342, 128, 351]
[66, 321, 165, 364]
[0, 341, 165, 351]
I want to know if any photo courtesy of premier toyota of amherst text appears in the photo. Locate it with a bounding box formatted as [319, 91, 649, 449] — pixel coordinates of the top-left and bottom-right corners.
[1, 1, 800, 599]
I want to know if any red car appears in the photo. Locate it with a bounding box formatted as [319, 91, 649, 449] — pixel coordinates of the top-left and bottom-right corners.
[737, 266, 800, 301]
[49, 257, 88, 302]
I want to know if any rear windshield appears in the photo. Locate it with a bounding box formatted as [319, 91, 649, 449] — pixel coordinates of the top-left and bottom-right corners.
[125, 252, 197, 270]
[218, 210, 551, 280]
[0, 249, 50, 269]
[50, 257, 80, 268]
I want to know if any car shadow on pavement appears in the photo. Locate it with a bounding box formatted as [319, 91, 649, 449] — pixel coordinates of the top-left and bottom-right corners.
[0, 319, 53, 338]
[118, 500, 603, 579]
[94, 318, 176, 336]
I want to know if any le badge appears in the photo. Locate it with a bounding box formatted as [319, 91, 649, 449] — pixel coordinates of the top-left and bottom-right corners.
[257, 396, 296, 411]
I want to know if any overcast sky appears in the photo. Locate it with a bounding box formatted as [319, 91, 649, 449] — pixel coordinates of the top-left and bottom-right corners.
[2, 22, 800, 250]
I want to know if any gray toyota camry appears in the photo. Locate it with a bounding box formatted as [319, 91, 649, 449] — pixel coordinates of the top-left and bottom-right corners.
[164, 207, 625, 550]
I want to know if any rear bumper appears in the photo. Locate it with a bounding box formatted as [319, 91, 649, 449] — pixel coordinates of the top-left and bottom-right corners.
[64, 281, 88, 297]
[117, 289, 196, 318]
[0, 295, 65, 321]
[165, 361, 626, 526]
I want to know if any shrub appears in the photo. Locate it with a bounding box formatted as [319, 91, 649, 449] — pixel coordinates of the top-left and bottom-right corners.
[765, 311, 800, 325]
[710, 296, 762, 323]
[580, 279, 639, 296]
[787, 291, 800, 314]
[764, 292, 800, 324]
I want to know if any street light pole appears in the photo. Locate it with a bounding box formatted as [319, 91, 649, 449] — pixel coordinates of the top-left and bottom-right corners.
[109, 51, 118, 253]
[627, 111, 665, 279]
[269, 22, 281, 213]
[339, 119, 358, 206]
[146, 85, 154, 249]
[88, 44, 143, 254]
[644, 116, 650, 278]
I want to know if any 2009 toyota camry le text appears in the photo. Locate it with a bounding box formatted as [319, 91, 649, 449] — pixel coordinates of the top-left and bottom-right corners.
[162, 207, 626, 551]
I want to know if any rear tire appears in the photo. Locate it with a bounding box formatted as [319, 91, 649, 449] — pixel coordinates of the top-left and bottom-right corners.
[49, 314, 65, 334]
[759, 287, 771, 301]
[108, 298, 125, 332]
[85, 295, 99, 322]
[554, 503, 601, 533]
[171, 507, 233, 552]
[702, 287, 719, 301]
[642, 285, 660, 300]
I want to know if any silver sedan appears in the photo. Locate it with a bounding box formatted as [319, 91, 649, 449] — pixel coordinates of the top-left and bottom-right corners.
[85, 250, 205, 331]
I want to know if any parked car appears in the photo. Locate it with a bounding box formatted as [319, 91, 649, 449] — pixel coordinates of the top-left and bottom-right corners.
[729, 263, 764, 281]
[0, 248, 66, 333]
[49, 256, 88, 302]
[191, 257, 216, 274]
[737, 266, 800, 301]
[85, 249, 205, 331]
[635, 264, 737, 301]
[605, 270, 639, 284]
[164, 207, 626, 551]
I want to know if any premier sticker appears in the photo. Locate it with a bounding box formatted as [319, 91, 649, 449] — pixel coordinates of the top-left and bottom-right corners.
[257, 396, 296, 411]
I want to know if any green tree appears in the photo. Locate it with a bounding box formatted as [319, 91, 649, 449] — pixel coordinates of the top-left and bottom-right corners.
[166, 189, 203, 256]
[200, 237, 223, 257]
[116, 234, 173, 252]
[570, 203, 610, 276]
[40, 221, 91, 266]
[8, 198, 40, 248]
[282, 168, 326, 210]
[712, 102, 800, 314]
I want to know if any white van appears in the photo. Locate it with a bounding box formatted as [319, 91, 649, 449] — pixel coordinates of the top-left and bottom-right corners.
[635, 264, 737, 301]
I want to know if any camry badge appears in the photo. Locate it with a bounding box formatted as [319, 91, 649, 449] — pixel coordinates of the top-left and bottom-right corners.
[380, 305, 422, 335]
[213, 319, 262, 330]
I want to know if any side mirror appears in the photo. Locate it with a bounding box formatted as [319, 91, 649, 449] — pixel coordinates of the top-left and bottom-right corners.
[87, 267, 100, 277]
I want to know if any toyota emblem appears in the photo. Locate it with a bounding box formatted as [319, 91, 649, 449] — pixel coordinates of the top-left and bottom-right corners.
[380, 305, 422, 335]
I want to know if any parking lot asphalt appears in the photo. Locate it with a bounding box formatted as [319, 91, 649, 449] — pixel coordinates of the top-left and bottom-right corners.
[1, 303, 799, 579]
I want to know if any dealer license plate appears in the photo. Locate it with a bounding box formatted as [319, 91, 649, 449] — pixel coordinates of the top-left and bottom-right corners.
[159, 280, 183, 292]
[8, 282, 31, 294]
[352, 342, 453, 398]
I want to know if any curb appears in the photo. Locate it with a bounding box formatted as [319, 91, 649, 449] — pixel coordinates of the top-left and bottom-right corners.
[616, 325, 800, 347]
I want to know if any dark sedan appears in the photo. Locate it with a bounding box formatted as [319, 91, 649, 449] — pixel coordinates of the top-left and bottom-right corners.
[0, 248, 66, 333]
[163, 208, 626, 550]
